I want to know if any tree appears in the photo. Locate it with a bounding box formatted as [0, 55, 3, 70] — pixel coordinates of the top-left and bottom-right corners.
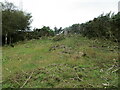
[70, 24, 80, 34]
[65, 12, 119, 42]
[2, 1, 32, 44]
[110, 12, 120, 42]
[54, 27, 63, 35]
[33, 26, 54, 38]
[54, 27, 59, 35]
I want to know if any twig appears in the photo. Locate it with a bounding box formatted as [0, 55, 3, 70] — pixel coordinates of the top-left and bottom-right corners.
[73, 68, 83, 81]
[112, 68, 119, 73]
[14, 80, 20, 86]
[107, 65, 114, 71]
[74, 71, 83, 81]
[21, 70, 29, 75]
[20, 71, 34, 88]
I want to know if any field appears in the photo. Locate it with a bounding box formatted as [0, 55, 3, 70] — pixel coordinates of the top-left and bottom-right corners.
[2, 35, 119, 88]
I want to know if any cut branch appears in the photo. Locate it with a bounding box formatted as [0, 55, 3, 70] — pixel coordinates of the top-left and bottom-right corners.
[20, 71, 34, 88]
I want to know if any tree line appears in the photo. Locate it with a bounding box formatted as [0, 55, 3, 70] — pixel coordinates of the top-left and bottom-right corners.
[1, 1, 55, 45]
[1, 1, 120, 46]
[64, 12, 120, 42]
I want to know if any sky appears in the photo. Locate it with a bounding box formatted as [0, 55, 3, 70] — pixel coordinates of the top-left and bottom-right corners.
[1, 0, 120, 29]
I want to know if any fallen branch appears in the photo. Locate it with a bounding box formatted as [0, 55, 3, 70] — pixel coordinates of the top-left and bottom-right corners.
[20, 71, 34, 88]
[14, 80, 20, 86]
[107, 65, 114, 71]
[112, 68, 119, 73]
[21, 70, 29, 75]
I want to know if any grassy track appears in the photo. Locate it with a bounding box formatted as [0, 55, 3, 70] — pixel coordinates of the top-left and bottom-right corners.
[2, 35, 119, 88]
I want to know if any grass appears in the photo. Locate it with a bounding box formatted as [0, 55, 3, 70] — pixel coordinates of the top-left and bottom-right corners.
[2, 34, 119, 88]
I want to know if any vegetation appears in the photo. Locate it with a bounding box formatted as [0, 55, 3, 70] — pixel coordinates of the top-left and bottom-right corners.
[2, 35, 119, 88]
[1, 1, 119, 89]
[2, 2, 54, 45]
[2, 2, 120, 45]
[64, 13, 120, 42]
[2, 1, 32, 45]
[32, 26, 54, 39]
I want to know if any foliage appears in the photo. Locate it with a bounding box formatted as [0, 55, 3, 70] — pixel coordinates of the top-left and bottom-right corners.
[2, 1, 32, 45]
[63, 12, 120, 42]
[54, 27, 63, 35]
[69, 24, 81, 34]
[34, 26, 54, 37]
[110, 12, 120, 41]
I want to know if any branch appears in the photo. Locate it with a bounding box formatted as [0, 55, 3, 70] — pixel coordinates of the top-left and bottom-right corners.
[20, 71, 34, 88]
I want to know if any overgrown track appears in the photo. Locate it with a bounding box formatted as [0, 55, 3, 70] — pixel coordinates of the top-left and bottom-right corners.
[2, 35, 119, 88]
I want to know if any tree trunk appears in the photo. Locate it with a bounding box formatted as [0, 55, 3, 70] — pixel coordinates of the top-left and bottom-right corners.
[5, 33, 8, 45]
[9, 36, 11, 45]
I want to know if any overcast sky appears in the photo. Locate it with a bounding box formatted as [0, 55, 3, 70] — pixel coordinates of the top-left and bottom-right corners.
[1, 0, 120, 29]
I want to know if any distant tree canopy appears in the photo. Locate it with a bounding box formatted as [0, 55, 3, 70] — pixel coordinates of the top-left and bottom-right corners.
[2, 1, 120, 45]
[54, 27, 63, 35]
[31, 26, 54, 39]
[63, 12, 120, 42]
